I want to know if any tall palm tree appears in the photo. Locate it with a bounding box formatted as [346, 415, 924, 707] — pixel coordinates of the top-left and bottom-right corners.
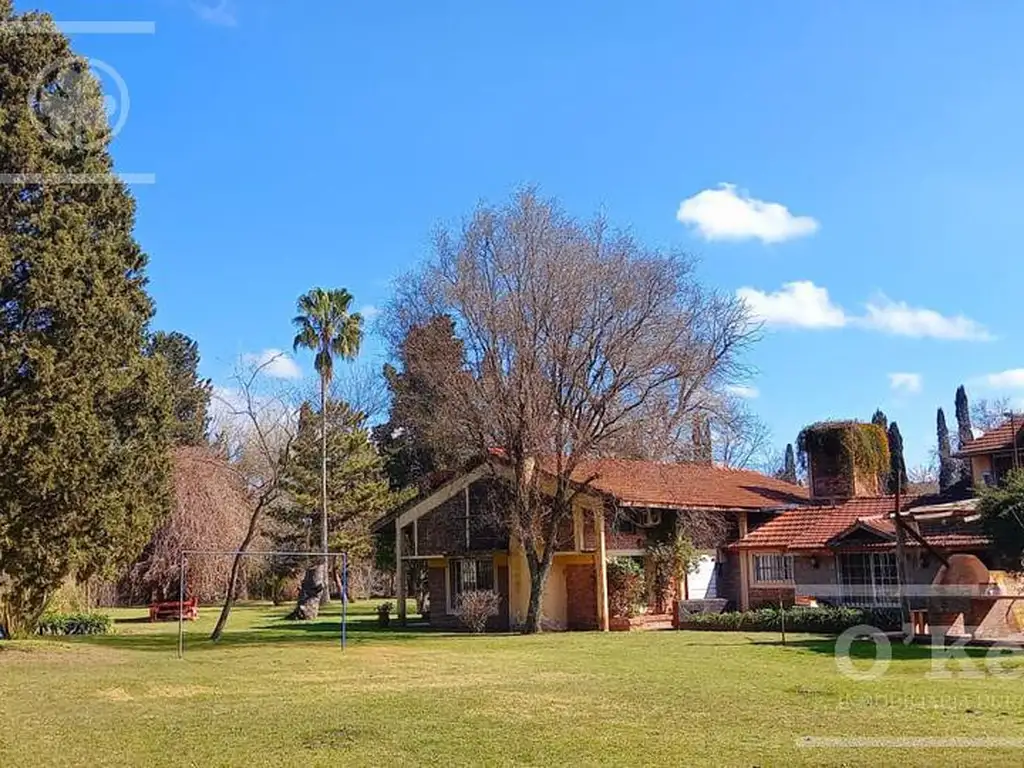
[292, 288, 363, 605]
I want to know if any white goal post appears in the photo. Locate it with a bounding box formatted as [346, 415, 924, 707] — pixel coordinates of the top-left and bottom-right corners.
[176, 549, 350, 659]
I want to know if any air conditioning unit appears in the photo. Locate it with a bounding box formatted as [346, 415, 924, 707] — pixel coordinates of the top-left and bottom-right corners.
[638, 508, 662, 528]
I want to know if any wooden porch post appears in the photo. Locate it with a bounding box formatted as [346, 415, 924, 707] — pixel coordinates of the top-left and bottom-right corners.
[738, 512, 750, 611]
[596, 508, 609, 631]
[396, 517, 406, 625]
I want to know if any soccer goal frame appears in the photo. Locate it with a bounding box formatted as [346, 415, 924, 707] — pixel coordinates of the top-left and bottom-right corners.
[176, 549, 350, 659]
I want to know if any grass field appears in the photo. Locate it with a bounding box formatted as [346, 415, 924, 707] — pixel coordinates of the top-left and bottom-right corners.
[4, 602, 1024, 767]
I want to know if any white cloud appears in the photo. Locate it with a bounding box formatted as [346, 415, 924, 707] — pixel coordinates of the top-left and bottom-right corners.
[191, 0, 238, 26]
[358, 304, 381, 320]
[242, 348, 303, 380]
[982, 369, 1024, 389]
[725, 384, 760, 399]
[736, 281, 846, 329]
[736, 281, 992, 342]
[676, 183, 819, 244]
[888, 372, 923, 395]
[858, 297, 992, 341]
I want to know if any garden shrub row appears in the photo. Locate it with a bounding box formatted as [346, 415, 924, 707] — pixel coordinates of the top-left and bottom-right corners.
[36, 612, 113, 636]
[678, 605, 900, 635]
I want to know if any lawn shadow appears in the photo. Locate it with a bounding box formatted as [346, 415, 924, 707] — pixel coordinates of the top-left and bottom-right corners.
[76, 608, 451, 654]
[767, 636, 1016, 662]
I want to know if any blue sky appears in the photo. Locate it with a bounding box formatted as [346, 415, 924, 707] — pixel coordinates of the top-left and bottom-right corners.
[25, 0, 1024, 468]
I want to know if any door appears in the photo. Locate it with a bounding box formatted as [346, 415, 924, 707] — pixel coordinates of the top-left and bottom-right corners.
[686, 553, 718, 599]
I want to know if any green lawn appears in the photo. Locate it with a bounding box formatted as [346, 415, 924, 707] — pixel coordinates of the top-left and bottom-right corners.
[3, 602, 1024, 767]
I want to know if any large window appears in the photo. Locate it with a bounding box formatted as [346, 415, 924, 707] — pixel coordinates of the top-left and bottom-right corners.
[839, 552, 898, 607]
[448, 558, 495, 612]
[753, 553, 793, 583]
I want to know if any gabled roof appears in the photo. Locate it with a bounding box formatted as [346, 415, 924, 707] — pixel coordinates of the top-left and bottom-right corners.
[735, 497, 909, 551]
[372, 455, 809, 532]
[734, 495, 988, 552]
[563, 458, 809, 510]
[954, 416, 1024, 457]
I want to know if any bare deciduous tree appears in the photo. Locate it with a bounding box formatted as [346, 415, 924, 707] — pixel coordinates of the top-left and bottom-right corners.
[123, 446, 254, 604]
[386, 189, 756, 633]
[972, 396, 1014, 433]
[711, 397, 773, 470]
[209, 358, 297, 642]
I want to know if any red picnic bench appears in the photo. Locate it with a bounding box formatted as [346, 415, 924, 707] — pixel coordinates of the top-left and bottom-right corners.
[148, 597, 199, 622]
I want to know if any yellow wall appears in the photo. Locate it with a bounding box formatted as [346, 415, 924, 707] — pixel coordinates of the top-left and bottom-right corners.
[508, 537, 597, 630]
[972, 455, 992, 482]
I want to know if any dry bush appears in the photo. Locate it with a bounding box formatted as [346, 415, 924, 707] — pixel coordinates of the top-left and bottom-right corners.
[454, 589, 501, 633]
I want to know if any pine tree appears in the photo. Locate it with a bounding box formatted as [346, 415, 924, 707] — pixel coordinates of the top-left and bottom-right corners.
[781, 443, 797, 484]
[937, 408, 956, 493]
[887, 422, 909, 494]
[146, 331, 212, 446]
[0, 7, 172, 634]
[279, 399, 393, 620]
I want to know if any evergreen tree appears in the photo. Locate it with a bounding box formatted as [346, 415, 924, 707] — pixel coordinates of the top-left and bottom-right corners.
[781, 443, 797, 484]
[277, 399, 393, 620]
[955, 385, 973, 448]
[871, 409, 888, 431]
[0, 7, 172, 634]
[374, 315, 474, 490]
[887, 422, 909, 494]
[937, 408, 956, 493]
[146, 331, 212, 446]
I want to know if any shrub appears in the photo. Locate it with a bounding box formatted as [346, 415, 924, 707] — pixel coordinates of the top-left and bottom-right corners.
[454, 590, 501, 633]
[376, 602, 393, 628]
[36, 612, 113, 636]
[607, 557, 645, 618]
[678, 605, 900, 635]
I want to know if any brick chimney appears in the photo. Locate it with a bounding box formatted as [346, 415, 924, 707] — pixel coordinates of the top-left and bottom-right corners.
[802, 422, 886, 501]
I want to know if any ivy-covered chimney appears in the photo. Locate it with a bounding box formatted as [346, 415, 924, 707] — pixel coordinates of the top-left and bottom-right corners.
[797, 421, 890, 500]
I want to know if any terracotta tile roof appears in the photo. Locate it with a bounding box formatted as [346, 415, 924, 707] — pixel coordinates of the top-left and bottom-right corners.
[735, 497, 907, 550]
[565, 458, 809, 510]
[735, 495, 989, 552]
[954, 416, 1024, 457]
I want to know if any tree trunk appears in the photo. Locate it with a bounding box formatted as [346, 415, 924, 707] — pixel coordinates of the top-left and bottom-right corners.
[319, 374, 330, 606]
[211, 503, 262, 641]
[287, 564, 326, 621]
[522, 550, 554, 634]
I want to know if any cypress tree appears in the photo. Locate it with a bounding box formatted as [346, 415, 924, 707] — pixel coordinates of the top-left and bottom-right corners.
[0, 7, 172, 634]
[781, 443, 797, 484]
[887, 422, 909, 494]
[955, 385, 973, 448]
[871, 409, 888, 431]
[937, 408, 956, 492]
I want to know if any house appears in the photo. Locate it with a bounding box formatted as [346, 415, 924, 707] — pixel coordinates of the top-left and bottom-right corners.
[733, 494, 987, 609]
[375, 457, 808, 631]
[732, 421, 994, 612]
[375, 418, 1017, 633]
[954, 414, 1024, 486]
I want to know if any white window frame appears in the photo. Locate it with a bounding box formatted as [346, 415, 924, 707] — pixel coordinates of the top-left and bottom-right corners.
[838, 552, 899, 607]
[445, 557, 495, 614]
[752, 553, 794, 584]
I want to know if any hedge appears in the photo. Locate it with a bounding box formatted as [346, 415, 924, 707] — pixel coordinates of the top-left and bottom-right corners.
[678, 605, 900, 635]
[36, 612, 113, 636]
